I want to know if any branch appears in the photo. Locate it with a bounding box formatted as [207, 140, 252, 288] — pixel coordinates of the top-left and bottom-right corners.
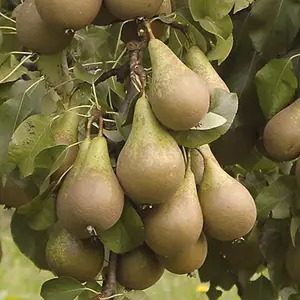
[93, 252, 118, 300]
[94, 63, 130, 86]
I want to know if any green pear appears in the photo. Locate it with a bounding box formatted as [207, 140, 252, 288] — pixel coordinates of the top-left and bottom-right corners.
[198, 145, 257, 241]
[191, 149, 205, 185]
[51, 110, 79, 180]
[263, 99, 300, 162]
[159, 233, 208, 274]
[57, 132, 124, 238]
[148, 38, 210, 131]
[144, 165, 203, 257]
[0, 178, 29, 208]
[116, 95, 185, 205]
[185, 46, 229, 95]
[104, 0, 164, 20]
[117, 244, 164, 290]
[46, 224, 104, 282]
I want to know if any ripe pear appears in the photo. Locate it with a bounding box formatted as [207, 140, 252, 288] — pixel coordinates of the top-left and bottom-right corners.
[117, 244, 164, 290]
[185, 46, 229, 95]
[121, 0, 172, 43]
[35, 0, 102, 30]
[116, 96, 185, 205]
[46, 224, 104, 282]
[104, 0, 164, 20]
[0, 178, 29, 208]
[92, 3, 118, 26]
[198, 145, 257, 241]
[148, 38, 210, 131]
[51, 110, 79, 180]
[144, 165, 203, 257]
[16, 0, 74, 54]
[159, 233, 208, 275]
[57, 133, 124, 238]
[191, 149, 205, 185]
[263, 99, 300, 162]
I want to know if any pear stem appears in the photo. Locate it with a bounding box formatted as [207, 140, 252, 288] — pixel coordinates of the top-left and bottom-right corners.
[143, 19, 155, 40]
[87, 116, 94, 139]
[93, 252, 117, 300]
[187, 148, 192, 170]
[98, 113, 104, 137]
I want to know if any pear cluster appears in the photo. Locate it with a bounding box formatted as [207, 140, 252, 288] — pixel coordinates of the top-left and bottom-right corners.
[15, 0, 173, 55]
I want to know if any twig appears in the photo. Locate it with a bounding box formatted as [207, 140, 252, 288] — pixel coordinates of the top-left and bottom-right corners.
[94, 63, 130, 86]
[93, 252, 118, 300]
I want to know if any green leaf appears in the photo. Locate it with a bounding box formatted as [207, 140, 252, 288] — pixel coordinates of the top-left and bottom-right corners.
[193, 112, 227, 130]
[172, 89, 238, 148]
[255, 58, 297, 120]
[256, 175, 297, 220]
[73, 62, 102, 84]
[0, 79, 47, 171]
[8, 114, 56, 177]
[199, 15, 233, 40]
[37, 52, 72, 95]
[18, 187, 57, 231]
[78, 281, 101, 300]
[260, 218, 291, 289]
[207, 34, 233, 64]
[0, 54, 27, 83]
[249, 0, 300, 58]
[290, 216, 300, 247]
[99, 201, 145, 254]
[234, 0, 254, 13]
[10, 211, 49, 270]
[242, 275, 276, 300]
[189, 0, 235, 20]
[289, 294, 300, 300]
[40, 277, 85, 300]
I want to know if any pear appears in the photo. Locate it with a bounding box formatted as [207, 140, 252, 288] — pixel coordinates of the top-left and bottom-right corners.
[116, 96, 185, 205]
[104, 0, 164, 20]
[121, 0, 172, 43]
[57, 130, 124, 238]
[51, 110, 79, 180]
[185, 46, 229, 95]
[16, 0, 74, 55]
[117, 244, 164, 290]
[198, 145, 257, 241]
[191, 149, 205, 185]
[46, 224, 104, 282]
[263, 99, 300, 162]
[35, 0, 102, 30]
[92, 3, 118, 26]
[148, 38, 210, 131]
[159, 233, 208, 275]
[144, 165, 203, 257]
[0, 178, 29, 208]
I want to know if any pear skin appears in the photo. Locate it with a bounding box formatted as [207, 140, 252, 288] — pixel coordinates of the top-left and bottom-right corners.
[46, 224, 104, 282]
[148, 39, 210, 131]
[198, 145, 257, 241]
[51, 110, 79, 179]
[0, 178, 29, 208]
[159, 233, 208, 275]
[144, 166, 203, 257]
[117, 244, 164, 290]
[263, 99, 300, 162]
[191, 149, 205, 185]
[57, 135, 124, 238]
[104, 0, 163, 20]
[185, 46, 229, 95]
[116, 96, 185, 205]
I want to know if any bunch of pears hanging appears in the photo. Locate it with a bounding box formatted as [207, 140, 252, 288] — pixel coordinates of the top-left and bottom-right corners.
[15, 0, 173, 54]
[6, 0, 258, 293]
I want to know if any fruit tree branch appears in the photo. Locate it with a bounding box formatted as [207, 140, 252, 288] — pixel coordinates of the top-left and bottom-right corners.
[93, 252, 118, 300]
